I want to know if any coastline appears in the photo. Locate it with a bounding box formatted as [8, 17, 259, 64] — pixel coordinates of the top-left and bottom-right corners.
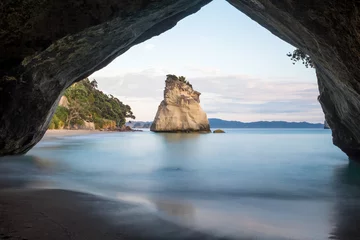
[0, 131, 232, 240]
[44, 129, 104, 137]
[44, 128, 141, 139]
[0, 188, 233, 240]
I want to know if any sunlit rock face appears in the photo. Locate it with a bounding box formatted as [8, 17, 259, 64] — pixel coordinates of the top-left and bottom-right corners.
[227, 0, 360, 160]
[150, 77, 210, 133]
[0, 0, 211, 156]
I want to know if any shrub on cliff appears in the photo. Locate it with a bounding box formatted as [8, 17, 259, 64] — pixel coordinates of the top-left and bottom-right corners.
[166, 74, 192, 88]
[49, 78, 135, 129]
[287, 49, 314, 68]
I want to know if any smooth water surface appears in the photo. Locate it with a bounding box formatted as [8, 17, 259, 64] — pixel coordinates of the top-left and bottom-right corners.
[2, 128, 359, 240]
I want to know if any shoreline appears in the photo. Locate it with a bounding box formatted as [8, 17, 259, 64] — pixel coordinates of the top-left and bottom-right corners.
[44, 129, 141, 139]
[0, 187, 233, 240]
[44, 129, 105, 137]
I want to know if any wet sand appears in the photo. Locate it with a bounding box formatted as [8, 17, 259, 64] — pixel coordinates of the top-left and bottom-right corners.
[0, 187, 238, 240]
[0, 131, 236, 240]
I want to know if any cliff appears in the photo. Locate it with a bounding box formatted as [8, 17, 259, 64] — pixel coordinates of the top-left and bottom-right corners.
[324, 121, 330, 129]
[49, 78, 134, 131]
[150, 76, 210, 133]
[2, 0, 360, 160]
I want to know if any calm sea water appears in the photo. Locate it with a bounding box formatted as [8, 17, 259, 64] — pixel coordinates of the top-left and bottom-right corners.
[2, 128, 360, 240]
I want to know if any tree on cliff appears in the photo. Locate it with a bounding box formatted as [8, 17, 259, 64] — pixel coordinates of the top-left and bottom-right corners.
[49, 78, 135, 129]
[178, 76, 186, 82]
[64, 82, 90, 128]
[287, 48, 314, 68]
[167, 74, 192, 88]
[65, 101, 83, 129]
[90, 79, 98, 88]
[166, 74, 178, 80]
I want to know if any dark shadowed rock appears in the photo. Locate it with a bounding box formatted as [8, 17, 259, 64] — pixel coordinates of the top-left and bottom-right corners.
[0, 0, 211, 155]
[227, 0, 360, 160]
[2, 0, 360, 159]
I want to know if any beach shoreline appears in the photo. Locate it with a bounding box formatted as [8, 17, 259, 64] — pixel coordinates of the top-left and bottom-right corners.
[44, 129, 105, 137]
[0, 187, 232, 240]
[44, 128, 142, 139]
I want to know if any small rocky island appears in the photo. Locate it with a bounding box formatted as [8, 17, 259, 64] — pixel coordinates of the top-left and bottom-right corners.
[150, 75, 210, 133]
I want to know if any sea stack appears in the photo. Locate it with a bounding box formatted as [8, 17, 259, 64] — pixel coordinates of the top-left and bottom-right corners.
[150, 75, 210, 133]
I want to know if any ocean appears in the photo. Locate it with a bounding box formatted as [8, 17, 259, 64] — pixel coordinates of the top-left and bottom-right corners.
[1, 128, 358, 240]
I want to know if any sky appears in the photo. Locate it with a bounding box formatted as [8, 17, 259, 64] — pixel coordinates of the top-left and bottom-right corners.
[90, 0, 323, 123]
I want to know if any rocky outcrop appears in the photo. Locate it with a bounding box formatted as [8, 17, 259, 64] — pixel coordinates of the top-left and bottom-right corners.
[150, 76, 210, 133]
[213, 129, 225, 133]
[324, 121, 330, 130]
[0, 0, 211, 155]
[226, 0, 360, 159]
[58, 96, 69, 108]
[2, 1, 360, 159]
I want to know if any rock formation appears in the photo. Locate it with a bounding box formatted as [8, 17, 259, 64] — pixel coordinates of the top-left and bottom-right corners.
[0, 0, 210, 155]
[213, 129, 225, 133]
[2, 1, 360, 159]
[150, 76, 210, 133]
[226, 1, 360, 159]
[58, 96, 69, 108]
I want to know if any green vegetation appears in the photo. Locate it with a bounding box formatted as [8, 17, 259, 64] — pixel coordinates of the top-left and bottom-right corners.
[287, 48, 314, 68]
[166, 74, 192, 88]
[49, 78, 135, 130]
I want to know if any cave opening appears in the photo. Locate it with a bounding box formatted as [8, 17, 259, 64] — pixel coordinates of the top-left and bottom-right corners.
[88, 0, 322, 128]
[1, 0, 357, 158]
[2, 0, 360, 239]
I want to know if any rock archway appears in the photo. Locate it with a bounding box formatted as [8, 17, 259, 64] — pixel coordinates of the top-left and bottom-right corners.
[1, 0, 360, 159]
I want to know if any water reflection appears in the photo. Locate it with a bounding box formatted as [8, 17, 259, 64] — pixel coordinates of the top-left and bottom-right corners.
[0, 155, 61, 173]
[157, 133, 201, 143]
[153, 133, 202, 193]
[153, 199, 195, 221]
[157, 133, 201, 164]
[330, 161, 360, 239]
[0, 155, 61, 189]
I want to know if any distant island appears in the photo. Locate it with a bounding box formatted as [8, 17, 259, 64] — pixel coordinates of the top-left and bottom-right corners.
[127, 118, 325, 129]
[208, 118, 324, 128]
[127, 121, 152, 129]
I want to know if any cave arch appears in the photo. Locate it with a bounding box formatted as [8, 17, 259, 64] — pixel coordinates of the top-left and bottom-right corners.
[1, 0, 360, 159]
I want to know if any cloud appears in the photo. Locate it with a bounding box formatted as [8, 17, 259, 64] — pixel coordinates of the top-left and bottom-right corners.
[187, 66, 222, 76]
[91, 69, 323, 122]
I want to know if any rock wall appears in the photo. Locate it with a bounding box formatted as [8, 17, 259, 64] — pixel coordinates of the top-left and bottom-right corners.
[227, 0, 360, 159]
[151, 78, 210, 132]
[0, 0, 211, 155]
[73, 121, 95, 130]
[2, 0, 360, 158]
[58, 96, 69, 108]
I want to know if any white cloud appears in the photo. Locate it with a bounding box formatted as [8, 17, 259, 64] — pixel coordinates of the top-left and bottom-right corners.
[92, 69, 323, 123]
[187, 66, 222, 76]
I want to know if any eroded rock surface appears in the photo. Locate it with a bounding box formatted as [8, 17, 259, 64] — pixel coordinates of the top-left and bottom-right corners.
[227, 0, 360, 159]
[2, 0, 360, 158]
[0, 0, 211, 155]
[151, 76, 210, 133]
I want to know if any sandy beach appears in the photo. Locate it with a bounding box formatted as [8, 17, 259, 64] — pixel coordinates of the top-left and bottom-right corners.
[44, 129, 106, 138]
[0, 188, 235, 240]
[0, 130, 233, 240]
